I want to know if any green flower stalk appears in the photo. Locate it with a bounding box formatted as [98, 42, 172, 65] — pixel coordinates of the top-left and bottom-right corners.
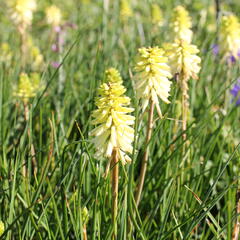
[164, 39, 201, 139]
[219, 15, 240, 60]
[90, 68, 135, 239]
[171, 5, 193, 43]
[134, 47, 172, 206]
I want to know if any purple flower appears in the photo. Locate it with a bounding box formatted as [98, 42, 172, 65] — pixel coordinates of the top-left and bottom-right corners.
[227, 49, 240, 64]
[54, 26, 62, 33]
[227, 55, 237, 64]
[51, 44, 59, 52]
[59, 36, 65, 45]
[51, 61, 61, 68]
[212, 44, 219, 56]
[230, 78, 240, 105]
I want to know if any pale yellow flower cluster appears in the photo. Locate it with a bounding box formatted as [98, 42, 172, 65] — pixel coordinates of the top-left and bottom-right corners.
[10, 0, 36, 29]
[171, 6, 193, 43]
[104, 68, 122, 83]
[91, 68, 135, 164]
[120, 0, 133, 21]
[151, 4, 163, 26]
[164, 5, 201, 136]
[82, 207, 89, 224]
[45, 5, 62, 26]
[219, 15, 240, 59]
[26, 37, 44, 71]
[166, 6, 201, 81]
[29, 45, 44, 71]
[15, 72, 41, 102]
[0, 43, 12, 64]
[164, 40, 201, 81]
[134, 47, 172, 116]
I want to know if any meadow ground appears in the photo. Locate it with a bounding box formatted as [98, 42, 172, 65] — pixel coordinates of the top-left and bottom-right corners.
[0, 0, 240, 239]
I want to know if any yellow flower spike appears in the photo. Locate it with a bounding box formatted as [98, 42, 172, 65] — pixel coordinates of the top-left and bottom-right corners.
[45, 5, 62, 27]
[82, 207, 89, 225]
[164, 40, 201, 140]
[0, 43, 12, 63]
[15, 72, 41, 102]
[24, 36, 44, 71]
[120, 0, 133, 21]
[151, 3, 163, 26]
[134, 46, 172, 117]
[219, 15, 240, 60]
[105, 68, 123, 83]
[82, 206, 89, 240]
[164, 40, 201, 81]
[206, 5, 216, 33]
[90, 68, 135, 165]
[134, 47, 172, 206]
[10, 0, 36, 29]
[171, 5, 193, 43]
[31, 46, 44, 71]
[0, 221, 4, 237]
[30, 72, 41, 90]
